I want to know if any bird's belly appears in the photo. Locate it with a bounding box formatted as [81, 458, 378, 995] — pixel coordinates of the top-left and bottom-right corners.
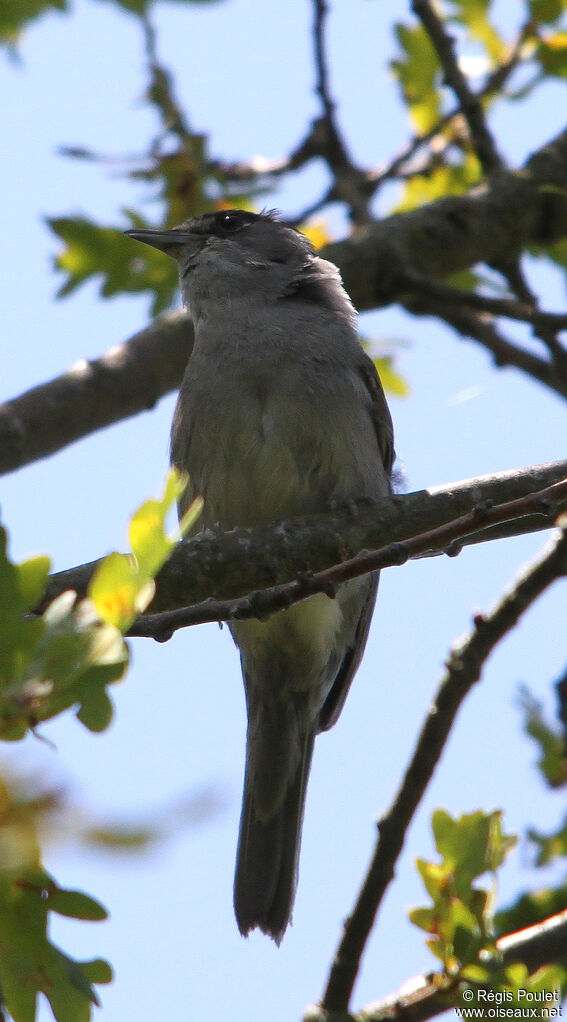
[189, 386, 375, 529]
[231, 591, 345, 695]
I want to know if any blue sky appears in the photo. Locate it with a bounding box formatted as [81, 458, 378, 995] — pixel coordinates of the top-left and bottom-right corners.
[1, 1, 567, 1019]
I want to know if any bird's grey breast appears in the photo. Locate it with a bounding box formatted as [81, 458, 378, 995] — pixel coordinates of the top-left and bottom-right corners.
[171, 301, 388, 528]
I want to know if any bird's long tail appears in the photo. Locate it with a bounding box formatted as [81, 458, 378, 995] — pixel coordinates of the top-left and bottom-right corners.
[233, 709, 315, 944]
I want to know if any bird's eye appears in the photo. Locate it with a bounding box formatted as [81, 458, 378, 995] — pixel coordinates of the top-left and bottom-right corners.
[218, 212, 243, 233]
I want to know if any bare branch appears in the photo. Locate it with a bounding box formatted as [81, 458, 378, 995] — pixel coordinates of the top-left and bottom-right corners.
[0, 313, 193, 476]
[309, 0, 373, 223]
[125, 473, 567, 639]
[37, 460, 567, 623]
[372, 20, 532, 192]
[325, 129, 567, 312]
[407, 300, 567, 400]
[411, 0, 505, 176]
[319, 521, 567, 1014]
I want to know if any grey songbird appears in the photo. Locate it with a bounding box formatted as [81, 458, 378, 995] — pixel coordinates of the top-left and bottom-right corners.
[126, 210, 394, 943]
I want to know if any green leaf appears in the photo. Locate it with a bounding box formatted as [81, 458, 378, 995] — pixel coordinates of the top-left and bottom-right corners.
[447, 0, 506, 63]
[536, 32, 567, 78]
[0, 587, 128, 740]
[0, 866, 109, 1022]
[528, 817, 567, 866]
[0, 526, 48, 693]
[530, 0, 564, 23]
[48, 888, 108, 922]
[519, 687, 567, 788]
[75, 684, 114, 733]
[16, 556, 51, 610]
[374, 357, 410, 397]
[391, 23, 441, 133]
[80, 959, 113, 986]
[495, 883, 567, 936]
[100, 0, 224, 11]
[408, 906, 437, 933]
[48, 214, 178, 317]
[82, 824, 156, 851]
[416, 855, 452, 902]
[0, 0, 67, 46]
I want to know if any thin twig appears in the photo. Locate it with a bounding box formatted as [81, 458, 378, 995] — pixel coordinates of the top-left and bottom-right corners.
[412, 0, 505, 176]
[310, 0, 371, 222]
[372, 20, 532, 191]
[404, 299, 567, 401]
[313, 0, 334, 124]
[320, 518, 567, 1013]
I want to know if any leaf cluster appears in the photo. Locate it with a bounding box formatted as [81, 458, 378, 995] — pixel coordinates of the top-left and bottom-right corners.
[0, 471, 198, 1020]
[410, 809, 567, 1005]
[0, 773, 111, 1022]
[410, 809, 516, 973]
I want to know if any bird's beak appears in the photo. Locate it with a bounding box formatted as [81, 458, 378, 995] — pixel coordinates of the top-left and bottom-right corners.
[125, 228, 194, 254]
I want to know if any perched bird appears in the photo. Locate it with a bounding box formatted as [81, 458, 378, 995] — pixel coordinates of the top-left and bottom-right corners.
[126, 210, 394, 943]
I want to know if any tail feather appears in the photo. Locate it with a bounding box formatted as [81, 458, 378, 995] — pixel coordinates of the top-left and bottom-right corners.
[234, 729, 315, 943]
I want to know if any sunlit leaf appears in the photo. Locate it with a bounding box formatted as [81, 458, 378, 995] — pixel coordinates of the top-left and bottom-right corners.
[448, 0, 506, 63]
[374, 356, 410, 397]
[411, 810, 516, 971]
[48, 214, 178, 317]
[16, 556, 51, 610]
[396, 153, 482, 211]
[536, 32, 567, 78]
[299, 219, 333, 250]
[392, 23, 441, 133]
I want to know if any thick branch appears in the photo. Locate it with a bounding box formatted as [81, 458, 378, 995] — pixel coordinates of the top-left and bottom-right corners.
[319, 521, 567, 1015]
[0, 312, 193, 475]
[127, 473, 567, 638]
[38, 460, 567, 620]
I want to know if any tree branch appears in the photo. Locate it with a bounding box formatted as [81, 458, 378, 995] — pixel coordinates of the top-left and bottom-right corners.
[310, 0, 372, 224]
[0, 313, 193, 475]
[325, 128, 567, 313]
[411, 0, 505, 176]
[306, 909, 567, 1022]
[3, 131, 567, 476]
[403, 270, 567, 333]
[37, 460, 567, 624]
[125, 473, 567, 639]
[408, 300, 567, 400]
[318, 520, 567, 1015]
[370, 19, 534, 192]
